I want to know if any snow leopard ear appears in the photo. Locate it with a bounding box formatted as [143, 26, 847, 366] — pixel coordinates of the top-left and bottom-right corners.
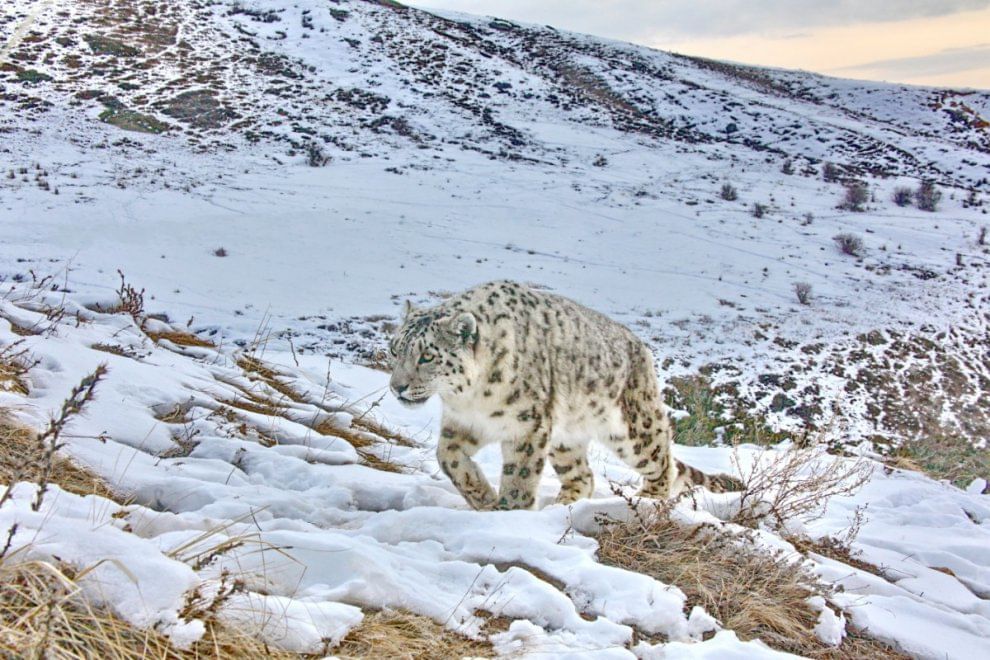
[404, 299, 416, 317]
[445, 312, 477, 346]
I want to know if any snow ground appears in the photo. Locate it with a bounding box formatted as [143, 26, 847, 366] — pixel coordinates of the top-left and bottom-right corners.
[1, 288, 989, 657]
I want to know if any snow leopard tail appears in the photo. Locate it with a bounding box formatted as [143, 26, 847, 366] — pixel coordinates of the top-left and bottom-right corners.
[672, 459, 744, 495]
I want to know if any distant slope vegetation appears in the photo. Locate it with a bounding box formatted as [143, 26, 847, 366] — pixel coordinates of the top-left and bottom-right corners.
[1, 0, 988, 185]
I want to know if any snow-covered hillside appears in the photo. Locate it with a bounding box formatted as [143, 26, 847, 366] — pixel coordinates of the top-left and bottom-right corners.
[1, 0, 989, 657]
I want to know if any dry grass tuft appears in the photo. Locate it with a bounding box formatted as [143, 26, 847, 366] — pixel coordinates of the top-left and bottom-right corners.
[0, 559, 300, 659]
[887, 435, 989, 489]
[0, 414, 116, 502]
[597, 506, 907, 658]
[236, 353, 415, 473]
[91, 342, 142, 359]
[315, 419, 404, 473]
[1, 558, 177, 659]
[146, 329, 215, 348]
[334, 609, 494, 659]
[218, 396, 286, 419]
[0, 412, 297, 658]
[237, 355, 309, 404]
[1, 340, 37, 395]
[5, 319, 38, 336]
[785, 534, 884, 579]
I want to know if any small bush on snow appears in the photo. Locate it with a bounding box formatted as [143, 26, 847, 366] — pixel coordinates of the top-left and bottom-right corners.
[892, 186, 913, 207]
[305, 142, 330, 167]
[822, 162, 841, 183]
[915, 181, 941, 212]
[839, 182, 869, 212]
[832, 233, 864, 257]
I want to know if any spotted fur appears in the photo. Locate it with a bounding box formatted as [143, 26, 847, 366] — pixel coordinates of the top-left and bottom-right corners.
[389, 281, 742, 510]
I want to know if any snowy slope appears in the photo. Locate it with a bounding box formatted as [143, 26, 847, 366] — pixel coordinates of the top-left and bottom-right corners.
[1, 0, 990, 656]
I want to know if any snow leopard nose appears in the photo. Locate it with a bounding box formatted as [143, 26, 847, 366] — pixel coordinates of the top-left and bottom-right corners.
[393, 383, 408, 397]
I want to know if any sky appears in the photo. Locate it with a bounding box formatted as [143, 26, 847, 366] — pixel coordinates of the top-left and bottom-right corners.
[404, 1, 990, 89]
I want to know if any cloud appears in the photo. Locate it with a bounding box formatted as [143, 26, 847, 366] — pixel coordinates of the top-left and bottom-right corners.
[405, 1, 990, 41]
[838, 43, 990, 78]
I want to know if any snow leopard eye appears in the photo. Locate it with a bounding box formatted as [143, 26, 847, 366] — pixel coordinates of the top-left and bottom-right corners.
[418, 352, 435, 365]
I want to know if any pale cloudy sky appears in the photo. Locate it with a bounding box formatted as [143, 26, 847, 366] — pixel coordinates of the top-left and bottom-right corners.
[404, 1, 990, 89]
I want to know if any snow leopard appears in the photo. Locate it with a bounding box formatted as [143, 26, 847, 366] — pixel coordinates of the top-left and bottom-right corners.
[388, 280, 742, 510]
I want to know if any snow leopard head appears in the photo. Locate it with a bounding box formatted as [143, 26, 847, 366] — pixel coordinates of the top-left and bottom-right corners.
[388, 301, 478, 407]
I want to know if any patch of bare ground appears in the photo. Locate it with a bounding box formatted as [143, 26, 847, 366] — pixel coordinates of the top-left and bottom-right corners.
[334, 609, 494, 659]
[597, 505, 907, 658]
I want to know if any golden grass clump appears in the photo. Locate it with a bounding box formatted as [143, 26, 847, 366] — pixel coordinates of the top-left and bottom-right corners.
[314, 419, 404, 473]
[145, 329, 216, 348]
[0, 559, 305, 659]
[1, 558, 178, 659]
[0, 339, 37, 395]
[0, 415, 116, 502]
[597, 506, 907, 658]
[237, 355, 305, 404]
[334, 609, 494, 660]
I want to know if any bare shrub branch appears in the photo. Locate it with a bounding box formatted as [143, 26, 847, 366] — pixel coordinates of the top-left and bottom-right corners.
[731, 448, 874, 529]
[114, 270, 145, 326]
[30, 367, 108, 512]
[832, 233, 864, 257]
[793, 282, 812, 305]
[892, 186, 912, 207]
[914, 180, 941, 212]
[839, 182, 868, 212]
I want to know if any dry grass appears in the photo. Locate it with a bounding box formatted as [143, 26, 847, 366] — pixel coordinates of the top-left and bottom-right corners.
[0, 411, 299, 659]
[146, 330, 216, 348]
[887, 435, 989, 489]
[786, 534, 885, 579]
[91, 342, 141, 359]
[218, 395, 286, 419]
[0, 559, 300, 659]
[0, 415, 116, 502]
[237, 354, 413, 472]
[237, 355, 305, 403]
[597, 506, 907, 658]
[334, 609, 494, 659]
[315, 419, 404, 473]
[1, 340, 37, 395]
